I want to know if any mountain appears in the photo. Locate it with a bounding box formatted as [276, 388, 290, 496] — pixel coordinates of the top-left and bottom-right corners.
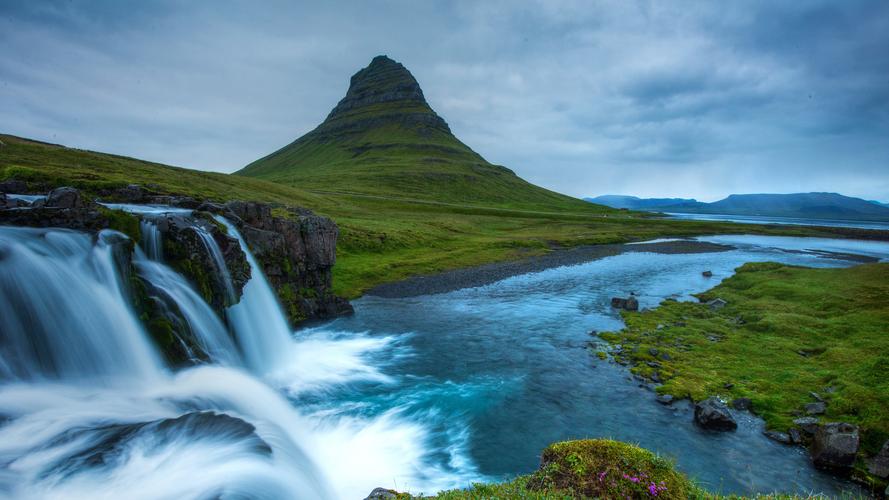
[584, 195, 699, 210]
[589, 192, 889, 221]
[237, 55, 595, 211]
[870, 200, 889, 208]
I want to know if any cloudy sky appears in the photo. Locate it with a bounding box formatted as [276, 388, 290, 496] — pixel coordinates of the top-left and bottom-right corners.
[2, 0, 888, 201]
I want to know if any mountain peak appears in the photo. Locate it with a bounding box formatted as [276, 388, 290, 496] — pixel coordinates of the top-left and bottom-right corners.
[325, 55, 432, 123]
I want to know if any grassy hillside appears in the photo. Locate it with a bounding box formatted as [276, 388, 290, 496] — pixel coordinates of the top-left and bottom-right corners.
[237, 56, 598, 211]
[3, 133, 888, 298]
[599, 262, 889, 486]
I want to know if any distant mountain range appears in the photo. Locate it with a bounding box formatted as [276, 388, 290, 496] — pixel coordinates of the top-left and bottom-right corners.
[585, 193, 889, 222]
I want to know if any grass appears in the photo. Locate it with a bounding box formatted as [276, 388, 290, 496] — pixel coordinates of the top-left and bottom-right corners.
[393, 439, 856, 499]
[3, 133, 888, 300]
[598, 262, 889, 488]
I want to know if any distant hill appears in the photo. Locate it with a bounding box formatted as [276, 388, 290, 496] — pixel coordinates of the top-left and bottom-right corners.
[584, 195, 698, 210]
[588, 192, 889, 222]
[870, 200, 889, 208]
[238, 55, 599, 212]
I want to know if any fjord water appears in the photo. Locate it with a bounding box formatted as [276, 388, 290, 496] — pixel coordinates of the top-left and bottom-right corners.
[1, 217, 887, 498]
[665, 211, 889, 231]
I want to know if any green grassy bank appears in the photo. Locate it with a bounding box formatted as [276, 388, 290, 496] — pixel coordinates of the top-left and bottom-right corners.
[599, 262, 889, 488]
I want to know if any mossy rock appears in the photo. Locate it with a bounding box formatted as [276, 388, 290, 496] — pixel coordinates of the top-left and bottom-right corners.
[526, 439, 697, 499]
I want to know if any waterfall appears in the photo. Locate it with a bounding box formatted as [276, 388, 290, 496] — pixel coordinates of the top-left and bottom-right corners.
[134, 251, 242, 366]
[0, 226, 162, 383]
[0, 222, 337, 499]
[0, 209, 442, 499]
[140, 219, 163, 262]
[213, 216, 296, 375]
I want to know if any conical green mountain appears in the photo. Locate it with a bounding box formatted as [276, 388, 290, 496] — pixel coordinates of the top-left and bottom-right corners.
[237, 55, 592, 210]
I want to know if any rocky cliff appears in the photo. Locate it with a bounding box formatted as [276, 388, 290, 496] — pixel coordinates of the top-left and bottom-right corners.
[1, 184, 352, 362]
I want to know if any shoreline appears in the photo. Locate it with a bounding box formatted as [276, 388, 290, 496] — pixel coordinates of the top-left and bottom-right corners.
[367, 239, 734, 298]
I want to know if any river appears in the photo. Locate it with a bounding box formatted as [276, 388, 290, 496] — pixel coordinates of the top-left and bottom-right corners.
[1, 210, 887, 498]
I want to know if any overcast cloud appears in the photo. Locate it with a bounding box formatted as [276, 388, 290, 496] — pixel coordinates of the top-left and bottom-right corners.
[1, 0, 887, 201]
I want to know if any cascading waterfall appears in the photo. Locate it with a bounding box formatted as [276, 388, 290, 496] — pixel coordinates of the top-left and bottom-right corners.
[140, 219, 163, 262]
[213, 216, 295, 375]
[0, 207, 462, 499]
[133, 250, 242, 366]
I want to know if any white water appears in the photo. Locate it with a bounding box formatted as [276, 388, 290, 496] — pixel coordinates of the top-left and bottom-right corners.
[0, 213, 460, 499]
[134, 251, 242, 366]
[0, 227, 162, 383]
[215, 216, 296, 376]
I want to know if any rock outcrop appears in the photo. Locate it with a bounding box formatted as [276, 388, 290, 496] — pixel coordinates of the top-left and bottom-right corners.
[152, 212, 251, 313]
[694, 397, 737, 431]
[811, 422, 859, 470]
[219, 200, 353, 324]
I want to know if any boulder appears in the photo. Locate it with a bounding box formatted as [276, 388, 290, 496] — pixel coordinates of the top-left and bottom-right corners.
[707, 298, 727, 310]
[731, 398, 753, 412]
[764, 430, 792, 445]
[811, 422, 859, 470]
[625, 295, 639, 311]
[793, 417, 820, 435]
[788, 428, 803, 444]
[702, 270, 713, 277]
[364, 488, 398, 500]
[805, 401, 826, 415]
[694, 397, 737, 431]
[610, 295, 638, 311]
[46, 186, 85, 209]
[656, 394, 674, 405]
[866, 439, 889, 479]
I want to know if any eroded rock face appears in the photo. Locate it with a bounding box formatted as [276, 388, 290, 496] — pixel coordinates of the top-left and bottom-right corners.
[152, 213, 250, 313]
[694, 397, 737, 431]
[220, 200, 353, 324]
[811, 422, 859, 470]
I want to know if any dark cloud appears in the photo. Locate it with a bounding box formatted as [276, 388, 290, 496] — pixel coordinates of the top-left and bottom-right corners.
[1, 0, 887, 201]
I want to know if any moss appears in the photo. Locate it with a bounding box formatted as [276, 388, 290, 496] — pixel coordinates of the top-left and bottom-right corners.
[277, 283, 308, 324]
[98, 207, 141, 242]
[128, 270, 188, 365]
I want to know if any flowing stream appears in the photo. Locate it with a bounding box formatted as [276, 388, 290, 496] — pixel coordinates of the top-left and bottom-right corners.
[1, 208, 887, 499]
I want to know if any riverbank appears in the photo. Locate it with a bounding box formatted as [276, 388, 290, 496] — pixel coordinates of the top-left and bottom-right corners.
[367, 239, 734, 297]
[598, 262, 889, 493]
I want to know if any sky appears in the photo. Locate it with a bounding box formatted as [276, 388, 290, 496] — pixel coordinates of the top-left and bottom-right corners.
[1, 1, 888, 202]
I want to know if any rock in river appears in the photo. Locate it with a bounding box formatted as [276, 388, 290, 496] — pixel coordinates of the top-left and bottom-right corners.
[811, 422, 859, 470]
[694, 397, 737, 431]
[764, 430, 792, 445]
